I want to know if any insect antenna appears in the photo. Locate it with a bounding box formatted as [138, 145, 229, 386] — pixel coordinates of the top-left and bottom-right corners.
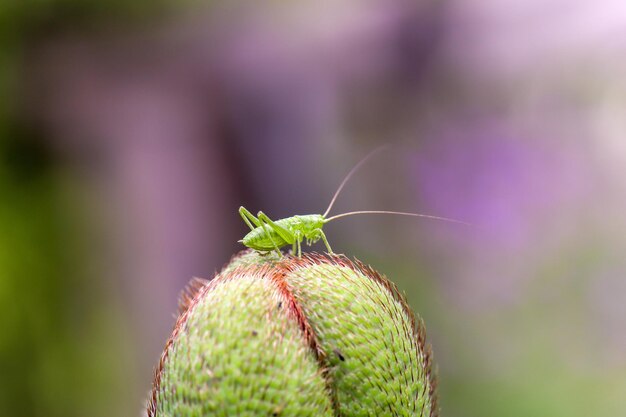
[325, 210, 471, 226]
[323, 146, 389, 217]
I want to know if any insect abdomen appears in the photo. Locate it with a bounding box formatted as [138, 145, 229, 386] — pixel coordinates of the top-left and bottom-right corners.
[242, 223, 290, 251]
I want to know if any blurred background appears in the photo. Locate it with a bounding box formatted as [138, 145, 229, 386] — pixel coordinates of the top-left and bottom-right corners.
[1, 0, 626, 416]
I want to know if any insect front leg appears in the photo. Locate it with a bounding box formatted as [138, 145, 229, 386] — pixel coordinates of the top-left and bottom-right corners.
[239, 206, 261, 231]
[319, 230, 333, 253]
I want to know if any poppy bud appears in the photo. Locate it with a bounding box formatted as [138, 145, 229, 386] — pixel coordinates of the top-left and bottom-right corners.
[148, 250, 438, 416]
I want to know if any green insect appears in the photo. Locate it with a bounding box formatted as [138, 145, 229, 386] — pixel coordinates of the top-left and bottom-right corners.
[239, 147, 466, 257]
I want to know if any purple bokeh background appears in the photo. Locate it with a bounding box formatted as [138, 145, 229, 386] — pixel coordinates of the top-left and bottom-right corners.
[3, 0, 626, 416]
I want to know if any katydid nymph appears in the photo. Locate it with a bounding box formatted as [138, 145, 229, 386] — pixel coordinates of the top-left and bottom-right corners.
[238, 147, 467, 257]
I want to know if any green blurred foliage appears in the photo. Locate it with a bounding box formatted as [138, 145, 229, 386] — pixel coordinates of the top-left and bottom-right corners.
[0, 135, 131, 416]
[0, 2, 164, 416]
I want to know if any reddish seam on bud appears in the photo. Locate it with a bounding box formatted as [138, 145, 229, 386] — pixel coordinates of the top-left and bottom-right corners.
[147, 252, 328, 416]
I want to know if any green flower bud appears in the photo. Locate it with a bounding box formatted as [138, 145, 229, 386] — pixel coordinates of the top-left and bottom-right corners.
[148, 250, 438, 417]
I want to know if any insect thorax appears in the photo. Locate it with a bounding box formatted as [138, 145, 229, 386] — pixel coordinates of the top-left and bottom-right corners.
[287, 214, 326, 239]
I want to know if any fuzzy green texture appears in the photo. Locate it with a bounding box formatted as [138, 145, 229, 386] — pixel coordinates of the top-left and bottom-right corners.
[150, 251, 437, 417]
[154, 273, 333, 416]
[287, 263, 434, 416]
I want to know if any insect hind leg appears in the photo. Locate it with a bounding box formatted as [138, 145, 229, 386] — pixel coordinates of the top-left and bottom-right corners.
[257, 215, 283, 256]
[257, 212, 295, 245]
[239, 206, 261, 231]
